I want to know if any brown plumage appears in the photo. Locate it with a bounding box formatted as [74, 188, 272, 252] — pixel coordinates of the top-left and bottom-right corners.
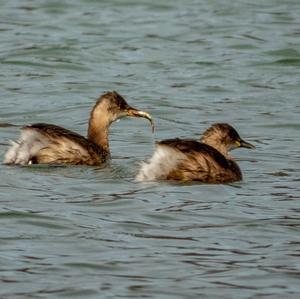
[4, 91, 153, 166]
[136, 123, 255, 183]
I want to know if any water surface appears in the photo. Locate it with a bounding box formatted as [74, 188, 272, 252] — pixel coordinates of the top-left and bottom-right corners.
[0, 0, 300, 298]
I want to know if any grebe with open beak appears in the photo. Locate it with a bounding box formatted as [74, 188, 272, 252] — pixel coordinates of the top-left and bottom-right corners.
[4, 91, 153, 166]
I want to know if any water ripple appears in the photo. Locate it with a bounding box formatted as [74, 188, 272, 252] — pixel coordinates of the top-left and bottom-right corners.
[1, 0, 300, 298]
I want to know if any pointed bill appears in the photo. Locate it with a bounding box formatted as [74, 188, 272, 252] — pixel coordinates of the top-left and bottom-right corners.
[239, 139, 255, 149]
[127, 108, 154, 133]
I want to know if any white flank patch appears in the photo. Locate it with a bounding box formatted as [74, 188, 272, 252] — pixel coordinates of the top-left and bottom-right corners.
[135, 145, 183, 181]
[3, 128, 49, 165]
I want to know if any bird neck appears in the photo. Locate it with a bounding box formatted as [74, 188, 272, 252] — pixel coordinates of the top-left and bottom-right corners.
[201, 137, 230, 159]
[87, 114, 110, 154]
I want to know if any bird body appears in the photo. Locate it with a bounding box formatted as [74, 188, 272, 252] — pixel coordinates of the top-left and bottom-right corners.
[136, 123, 254, 183]
[4, 91, 153, 166]
[4, 123, 107, 166]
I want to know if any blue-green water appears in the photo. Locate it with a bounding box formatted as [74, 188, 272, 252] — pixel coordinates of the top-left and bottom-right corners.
[1, 1, 300, 298]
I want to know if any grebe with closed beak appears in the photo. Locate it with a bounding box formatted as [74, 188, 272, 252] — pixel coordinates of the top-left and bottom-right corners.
[136, 123, 254, 183]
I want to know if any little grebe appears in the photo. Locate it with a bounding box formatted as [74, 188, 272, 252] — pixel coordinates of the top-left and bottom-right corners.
[4, 91, 153, 166]
[136, 123, 254, 183]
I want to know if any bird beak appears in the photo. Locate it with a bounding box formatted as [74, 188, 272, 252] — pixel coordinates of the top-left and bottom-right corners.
[127, 108, 155, 133]
[236, 139, 255, 149]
